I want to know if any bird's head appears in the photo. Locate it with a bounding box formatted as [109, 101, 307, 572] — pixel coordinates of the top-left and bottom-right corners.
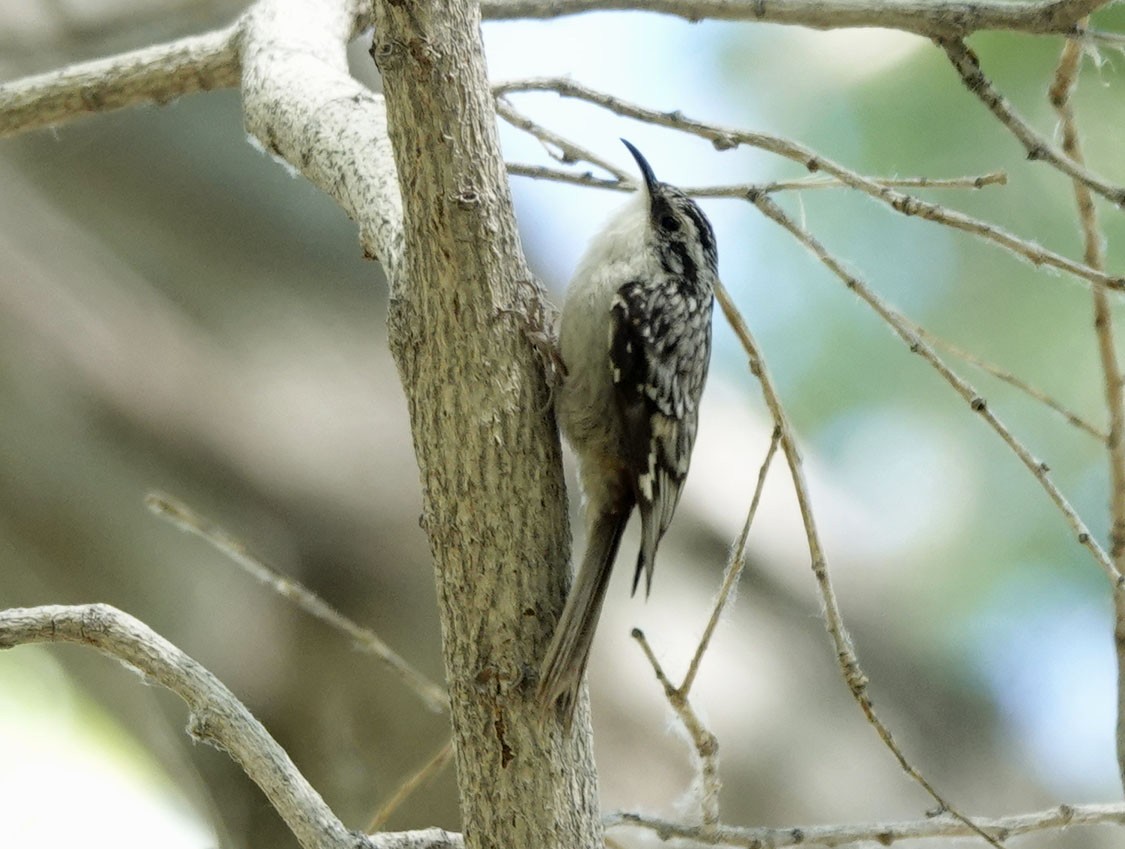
[621, 138, 718, 279]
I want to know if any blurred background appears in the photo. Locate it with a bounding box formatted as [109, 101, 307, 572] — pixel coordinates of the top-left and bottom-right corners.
[3, 1, 1125, 846]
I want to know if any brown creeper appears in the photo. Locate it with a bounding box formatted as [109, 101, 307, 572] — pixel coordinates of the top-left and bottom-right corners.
[538, 140, 717, 725]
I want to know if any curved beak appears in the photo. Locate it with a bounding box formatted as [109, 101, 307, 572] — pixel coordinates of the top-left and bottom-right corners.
[621, 138, 659, 197]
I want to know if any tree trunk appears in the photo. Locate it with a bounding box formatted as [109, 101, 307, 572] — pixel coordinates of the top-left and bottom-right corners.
[371, 2, 602, 847]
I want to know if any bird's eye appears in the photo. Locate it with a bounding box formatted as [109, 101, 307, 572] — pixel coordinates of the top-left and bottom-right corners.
[660, 214, 681, 232]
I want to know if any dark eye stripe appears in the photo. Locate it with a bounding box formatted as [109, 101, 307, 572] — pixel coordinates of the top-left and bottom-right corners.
[682, 201, 716, 264]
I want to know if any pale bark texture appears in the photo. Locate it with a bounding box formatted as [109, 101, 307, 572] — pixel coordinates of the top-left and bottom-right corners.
[371, 2, 602, 848]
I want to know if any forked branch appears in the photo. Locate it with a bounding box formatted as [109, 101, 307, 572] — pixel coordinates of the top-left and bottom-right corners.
[715, 284, 1003, 848]
[748, 193, 1119, 584]
[940, 36, 1125, 208]
[494, 79, 1124, 290]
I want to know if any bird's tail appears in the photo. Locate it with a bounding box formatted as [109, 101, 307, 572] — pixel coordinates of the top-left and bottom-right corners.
[537, 508, 629, 728]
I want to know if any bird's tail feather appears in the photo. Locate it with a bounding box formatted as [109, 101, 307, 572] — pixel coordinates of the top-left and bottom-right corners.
[537, 509, 629, 727]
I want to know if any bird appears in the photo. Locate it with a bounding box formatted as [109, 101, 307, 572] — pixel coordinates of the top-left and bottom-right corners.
[538, 139, 718, 725]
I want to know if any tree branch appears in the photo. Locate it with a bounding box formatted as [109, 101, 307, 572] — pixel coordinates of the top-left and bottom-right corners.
[0, 25, 240, 138]
[2, 1, 1117, 143]
[1049, 26, 1125, 560]
[749, 192, 1120, 583]
[240, 0, 401, 268]
[369, 831, 463, 849]
[508, 162, 1008, 196]
[480, 0, 1109, 38]
[900, 319, 1108, 442]
[494, 78, 1124, 291]
[607, 802, 1125, 847]
[632, 628, 724, 831]
[714, 285, 1003, 848]
[146, 492, 449, 713]
[0, 1, 398, 268]
[1048, 25, 1125, 794]
[0, 604, 361, 849]
[496, 98, 629, 181]
[681, 429, 780, 696]
[939, 36, 1125, 208]
[369, 741, 456, 832]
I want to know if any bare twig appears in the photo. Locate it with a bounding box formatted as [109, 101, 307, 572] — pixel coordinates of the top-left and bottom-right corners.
[0, 604, 359, 849]
[0, 25, 240, 138]
[632, 629, 722, 831]
[507, 161, 1007, 196]
[746, 171, 1009, 193]
[146, 492, 449, 713]
[1049, 27, 1125, 793]
[681, 429, 780, 696]
[493, 79, 1124, 291]
[1050, 26, 1125, 560]
[606, 802, 1125, 847]
[368, 740, 455, 832]
[901, 319, 1108, 443]
[1080, 28, 1125, 47]
[939, 37, 1125, 208]
[629, 431, 780, 831]
[479, 0, 1108, 39]
[507, 163, 622, 190]
[715, 282, 1003, 848]
[496, 99, 628, 181]
[747, 195, 1121, 584]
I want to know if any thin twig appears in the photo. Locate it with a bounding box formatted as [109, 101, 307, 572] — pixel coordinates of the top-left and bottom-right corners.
[507, 161, 1008, 196]
[939, 37, 1125, 208]
[746, 196, 1121, 584]
[145, 492, 449, 713]
[901, 318, 1108, 443]
[681, 428, 781, 696]
[714, 282, 1004, 849]
[495, 99, 629, 181]
[1049, 25, 1125, 793]
[632, 629, 722, 831]
[1080, 28, 1125, 47]
[750, 171, 1009, 193]
[368, 739, 454, 832]
[493, 78, 1124, 291]
[632, 431, 781, 830]
[1050, 25, 1125, 560]
[605, 802, 1125, 848]
[507, 163, 622, 190]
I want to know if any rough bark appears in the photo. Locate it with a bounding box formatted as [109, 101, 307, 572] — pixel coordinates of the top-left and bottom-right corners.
[371, 2, 602, 848]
